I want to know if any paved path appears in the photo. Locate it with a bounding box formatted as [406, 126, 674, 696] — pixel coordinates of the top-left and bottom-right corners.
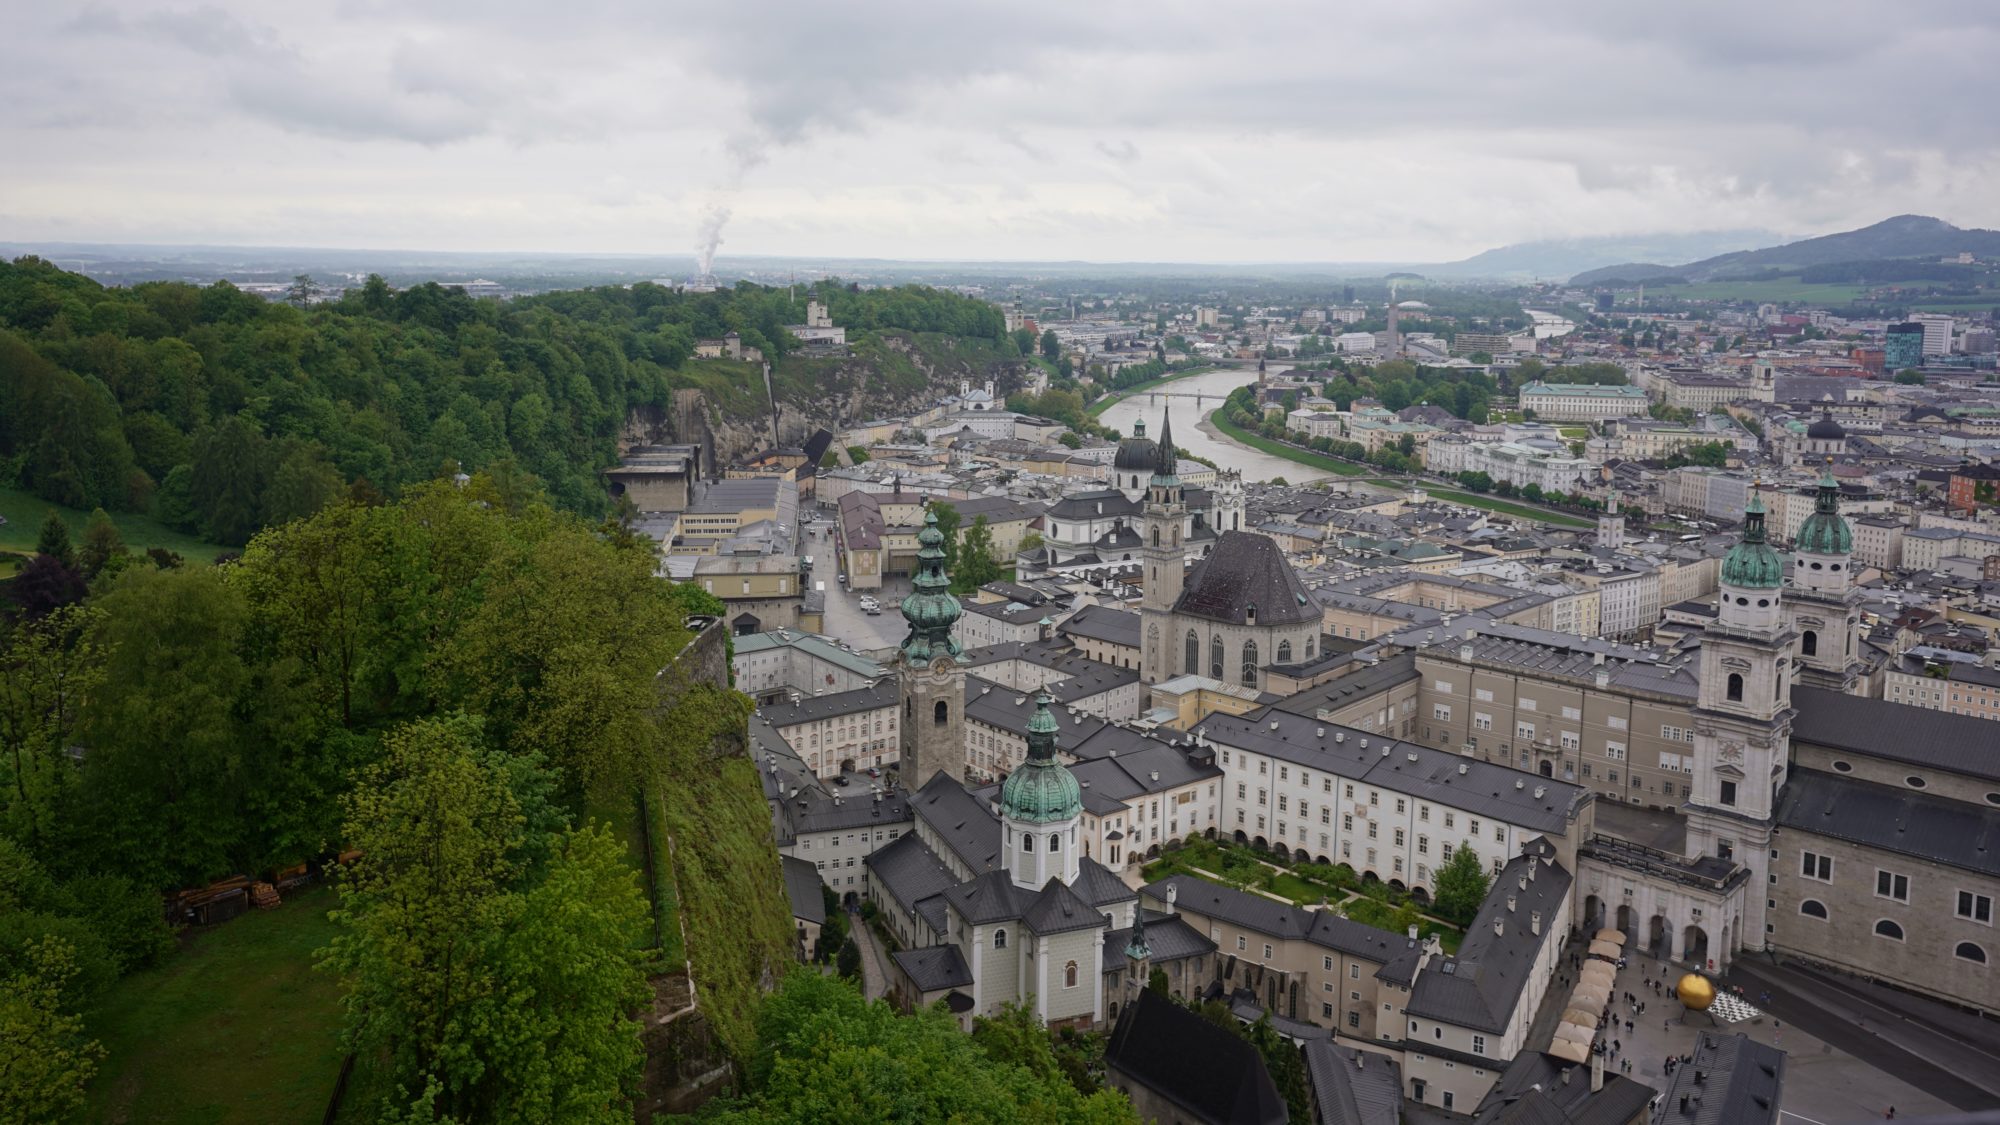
[1565, 945, 1960, 1122]
[847, 907, 894, 1002]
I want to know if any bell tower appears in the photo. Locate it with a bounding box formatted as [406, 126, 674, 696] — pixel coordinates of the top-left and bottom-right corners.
[897, 507, 966, 790]
[1598, 492, 1626, 552]
[1786, 465, 1863, 692]
[998, 693, 1083, 890]
[1140, 409, 1186, 686]
[1686, 495, 1793, 962]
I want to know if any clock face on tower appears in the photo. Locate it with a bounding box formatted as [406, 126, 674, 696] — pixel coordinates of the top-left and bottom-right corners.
[1718, 742, 1746, 767]
[932, 657, 954, 675]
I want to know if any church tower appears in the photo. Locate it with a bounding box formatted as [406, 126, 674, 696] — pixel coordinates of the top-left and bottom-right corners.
[1140, 409, 1187, 687]
[1598, 493, 1626, 552]
[999, 693, 1084, 890]
[897, 507, 966, 790]
[1786, 466, 1863, 692]
[1686, 495, 1793, 963]
[1215, 468, 1246, 534]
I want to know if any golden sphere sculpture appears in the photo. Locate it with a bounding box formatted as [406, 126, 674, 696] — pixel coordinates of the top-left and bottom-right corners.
[1675, 973, 1716, 1011]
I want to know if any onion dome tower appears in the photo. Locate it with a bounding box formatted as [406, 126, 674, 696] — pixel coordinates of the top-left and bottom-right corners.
[1787, 465, 1863, 691]
[897, 508, 967, 789]
[1000, 693, 1084, 889]
[1718, 494, 1784, 632]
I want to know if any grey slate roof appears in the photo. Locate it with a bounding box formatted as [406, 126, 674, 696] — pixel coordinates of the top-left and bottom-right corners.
[1304, 1040, 1403, 1125]
[908, 771, 1004, 874]
[891, 944, 975, 992]
[760, 680, 899, 727]
[1047, 489, 1142, 520]
[941, 868, 1039, 925]
[865, 832, 962, 921]
[1060, 603, 1143, 648]
[1104, 989, 1288, 1125]
[964, 677, 1109, 750]
[1071, 856, 1140, 908]
[1199, 708, 1589, 835]
[1777, 768, 2000, 879]
[1021, 877, 1113, 936]
[1101, 911, 1216, 967]
[1177, 530, 1322, 626]
[1141, 875, 1420, 966]
[1790, 686, 2000, 781]
[1406, 853, 1572, 1034]
[1653, 1031, 1784, 1125]
[781, 855, 826, 926]
[1470, 1051, 1657, 1125]
[1271, 652, 1421, 718]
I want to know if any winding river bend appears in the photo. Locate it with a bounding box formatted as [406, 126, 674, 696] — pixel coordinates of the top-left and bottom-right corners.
[1094, 365, 1338, 485]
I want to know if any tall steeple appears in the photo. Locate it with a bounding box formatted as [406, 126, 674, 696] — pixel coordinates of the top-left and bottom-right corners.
[1787, 462, 1863, 691]
[897, 506, 967, 789]
[1140, 408, 1187, 686]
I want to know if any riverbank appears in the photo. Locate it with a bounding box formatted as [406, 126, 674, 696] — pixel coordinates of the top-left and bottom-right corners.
[1085, 364, 1218, 416]
[1205, 414, 1595, 528]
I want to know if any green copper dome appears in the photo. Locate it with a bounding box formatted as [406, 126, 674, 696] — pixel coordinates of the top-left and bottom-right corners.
[1000, 693, 1082, 824]
[898, 508, 963, 666]
[1794, 469, 1852, 556]
[1721, 495, 1784, 589]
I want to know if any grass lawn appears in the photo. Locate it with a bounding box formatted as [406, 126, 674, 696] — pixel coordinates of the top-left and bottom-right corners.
[0, 485, 230, 563]
[1086, 366, 1216, 416]
[1423, 488, 1593, 528]
[85, 885, 351, 1125]
[1208, 412, 1369, 477]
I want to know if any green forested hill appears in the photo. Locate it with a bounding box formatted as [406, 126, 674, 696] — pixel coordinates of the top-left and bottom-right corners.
[0, 258, 1012, 545]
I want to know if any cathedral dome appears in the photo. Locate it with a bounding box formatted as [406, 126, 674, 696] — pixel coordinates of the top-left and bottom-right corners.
[1000, 694, 1083, 824]
[1806, 409, 1846, 441]
[1721, 495, 1784, 589]
[1113, 417, 1158, 472]
[1795, 471, 1852, 556]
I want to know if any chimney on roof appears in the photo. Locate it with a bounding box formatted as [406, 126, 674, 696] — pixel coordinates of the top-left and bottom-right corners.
[1531, 910, 1542, 935]
[1493, 916, 1506, 937]
[1507, 893, 1517, 913]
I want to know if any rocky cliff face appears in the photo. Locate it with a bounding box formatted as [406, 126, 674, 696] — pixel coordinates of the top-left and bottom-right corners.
[624, 331, 1033, 467]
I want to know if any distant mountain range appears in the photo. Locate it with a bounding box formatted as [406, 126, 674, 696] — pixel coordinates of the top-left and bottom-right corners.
[1568, 215, 2000, 286]
[1421, 229, 1785, 281]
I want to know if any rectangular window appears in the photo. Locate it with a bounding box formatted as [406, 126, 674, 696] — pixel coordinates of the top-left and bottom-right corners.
[1347, 1011, 1361, 1029]
[1561, 706, 1581, 721]
[1279, 766, 1288, 781]
[1237, 782, 1246, 799]
[1324, 955, 1334, 971]
[1394, 828, 1405, 846]
[1719, 780, 1738, 806]
[1475, 687, 1493, 702]
[1519, 698, 1536, 712]
[1367, 822, 1378, 839]
[1443, 813, 1455, 829]
[1237, 936, 1246, 951]
[1800, 851, 1830, 881]
[1323, 1002, 1334, 1019]
[1608, 715, 1628, 731]
[1433, 704, 1451, 721]
[1263, 944, 1274, 960]
[1958, 891, 1992, 924]
[1432, 680, 1453, 694]
[1517, 721, 1536, 741]
[1473, 713, 1493, 731]
[1472, 1034, 1486, 1055]
[1876, 870, 1910, 902]
[1561, 731, 1580, 752]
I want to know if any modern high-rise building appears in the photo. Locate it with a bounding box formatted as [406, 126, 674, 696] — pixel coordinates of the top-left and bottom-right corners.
[1910, 313, 1955, 356]
[1884, 322, 1925, 372]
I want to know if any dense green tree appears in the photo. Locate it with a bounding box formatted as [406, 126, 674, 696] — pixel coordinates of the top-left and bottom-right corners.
[34, 511, 74, 568]
[1434, 846, 1490, 927]
[1040, 329, 1061, 362]
[0, 606, 104, 855]
[953, 517, 1002, 593]
[0, 936, 105, 1124]
[321, 713, 647, 1124]
[77, 508, 127, 578]
[705, 970, 1137, 1123]
[929, 502, 963, 574]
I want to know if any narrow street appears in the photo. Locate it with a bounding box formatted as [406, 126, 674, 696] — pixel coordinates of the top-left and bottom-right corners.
[847, 906, 894, 1002]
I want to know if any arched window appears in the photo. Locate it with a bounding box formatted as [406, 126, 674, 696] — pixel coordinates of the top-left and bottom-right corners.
[1022, 834, 1034, 852]
[1956, 941, 1987, 964]
[1186, 631, 1200, 675]
[1278, 640, 1293, 664]
[1305, 638, 1315, 659]
[934, 700, 949, 726]
[1874, 919, 1905, 941]
[1211, 636, 1224, 680]
[1151, 527, 1159, 547]
[1726, 673, 1744, 702]
[1064, 960, 1079, 988]
[994, 929, 1007, 949]
[1799, 899, 1828, 919]
[1241, 640, 1258, 686]
[1048, 833, 1060, 852]
[1801, 630, 1818, 657]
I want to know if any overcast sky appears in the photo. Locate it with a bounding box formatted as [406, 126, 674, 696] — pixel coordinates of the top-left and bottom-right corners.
[8, 1, 2000, 263]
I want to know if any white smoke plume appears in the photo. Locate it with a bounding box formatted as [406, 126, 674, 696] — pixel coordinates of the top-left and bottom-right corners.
[695, 200, 730, 276]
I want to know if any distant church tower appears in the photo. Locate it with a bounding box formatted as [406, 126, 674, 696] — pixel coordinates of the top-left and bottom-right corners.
[1786, 466, 1863, 692]
[1686, 495, 1793, 964]
[897, 507, 966, 789]
[1214, 469, 1246, 534]
[1598, 493, 1626, 552]
[1140, 409, 1186, 687]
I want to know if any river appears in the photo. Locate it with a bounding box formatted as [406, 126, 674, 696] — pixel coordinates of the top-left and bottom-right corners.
[1095, 365, 1339, 485]
[1525, 309, 1577, 339]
